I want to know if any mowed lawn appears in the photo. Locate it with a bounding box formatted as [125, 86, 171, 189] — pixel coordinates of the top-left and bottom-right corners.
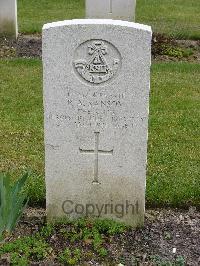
[137, 0, 200, 39]
[0, 60, 199, 207]
[18, 0, 200, 39]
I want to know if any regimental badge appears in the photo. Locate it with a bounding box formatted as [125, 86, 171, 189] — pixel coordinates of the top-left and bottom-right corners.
[73, 40, 121, 85]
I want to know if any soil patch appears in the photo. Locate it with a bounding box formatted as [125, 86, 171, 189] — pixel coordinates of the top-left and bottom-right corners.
[0, 33, 200, 63]
[152, 33, 200, 63]
[1, 207, 199, 265]
[0, 34, 42, 59]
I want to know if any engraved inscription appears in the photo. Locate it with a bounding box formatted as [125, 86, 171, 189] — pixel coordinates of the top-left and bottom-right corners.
[46, 89, 148, 130]
[79, 132, 113, 183]
[73, 40, 121, 85]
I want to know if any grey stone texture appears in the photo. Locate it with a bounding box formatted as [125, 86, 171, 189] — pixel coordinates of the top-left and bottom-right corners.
[86, 0, 136, 21]
[43, 19, 152, 227]
[0, 0, 18, 38]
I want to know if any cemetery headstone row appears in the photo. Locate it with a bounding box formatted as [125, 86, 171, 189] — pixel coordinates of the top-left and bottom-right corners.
[86, 0, 136, 21]
[0, 0, 18, 38]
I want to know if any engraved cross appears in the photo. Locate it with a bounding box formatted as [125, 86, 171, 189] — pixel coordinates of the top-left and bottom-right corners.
[79, 132, 113, 183]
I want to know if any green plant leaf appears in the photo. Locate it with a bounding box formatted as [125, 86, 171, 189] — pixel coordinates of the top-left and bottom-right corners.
[0, 172, 29, 240]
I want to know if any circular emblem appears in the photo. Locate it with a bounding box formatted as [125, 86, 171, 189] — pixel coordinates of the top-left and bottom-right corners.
[73, 39, 121, 85]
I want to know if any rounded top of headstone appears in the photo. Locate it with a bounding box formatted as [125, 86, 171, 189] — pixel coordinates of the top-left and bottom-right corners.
[43, 19, 152, 33]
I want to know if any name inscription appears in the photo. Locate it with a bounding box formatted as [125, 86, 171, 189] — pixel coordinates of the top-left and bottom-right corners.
[47, 90, 147, 130]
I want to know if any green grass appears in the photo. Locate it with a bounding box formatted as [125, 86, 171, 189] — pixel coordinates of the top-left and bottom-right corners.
[137, 0, 200, 39]
[17, 0, 200, 39]
[0, 59, 43, 177]
[0, 59, 199, 207]
[148, 63, 200, 207]
[18, 0, 85, 33]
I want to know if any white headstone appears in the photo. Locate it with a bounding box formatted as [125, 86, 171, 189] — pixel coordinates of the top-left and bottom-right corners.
[0, 0, 18, 38]
[86, 0, 136, 21]
[43, 19, 151, 227]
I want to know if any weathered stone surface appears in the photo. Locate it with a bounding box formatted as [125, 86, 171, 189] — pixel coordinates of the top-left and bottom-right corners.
[86, 0, 136, 21]
[0, 0, 18, 38]
[43, 19, 151, 226]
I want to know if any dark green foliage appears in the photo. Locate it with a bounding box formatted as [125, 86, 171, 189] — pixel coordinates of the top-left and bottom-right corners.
[94, 218, 127, 235]
[58, 248, 82, 265]
[161, 45, 193, 58]
[40, 223, 54, 238]
[150, 255, 185, 266]
[151, 33, 194, 58]
[0, 217, 126, 264]
[0, 235, 51, 264]
[57, 217, 126, 257]
[0, 172, 29, 241]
